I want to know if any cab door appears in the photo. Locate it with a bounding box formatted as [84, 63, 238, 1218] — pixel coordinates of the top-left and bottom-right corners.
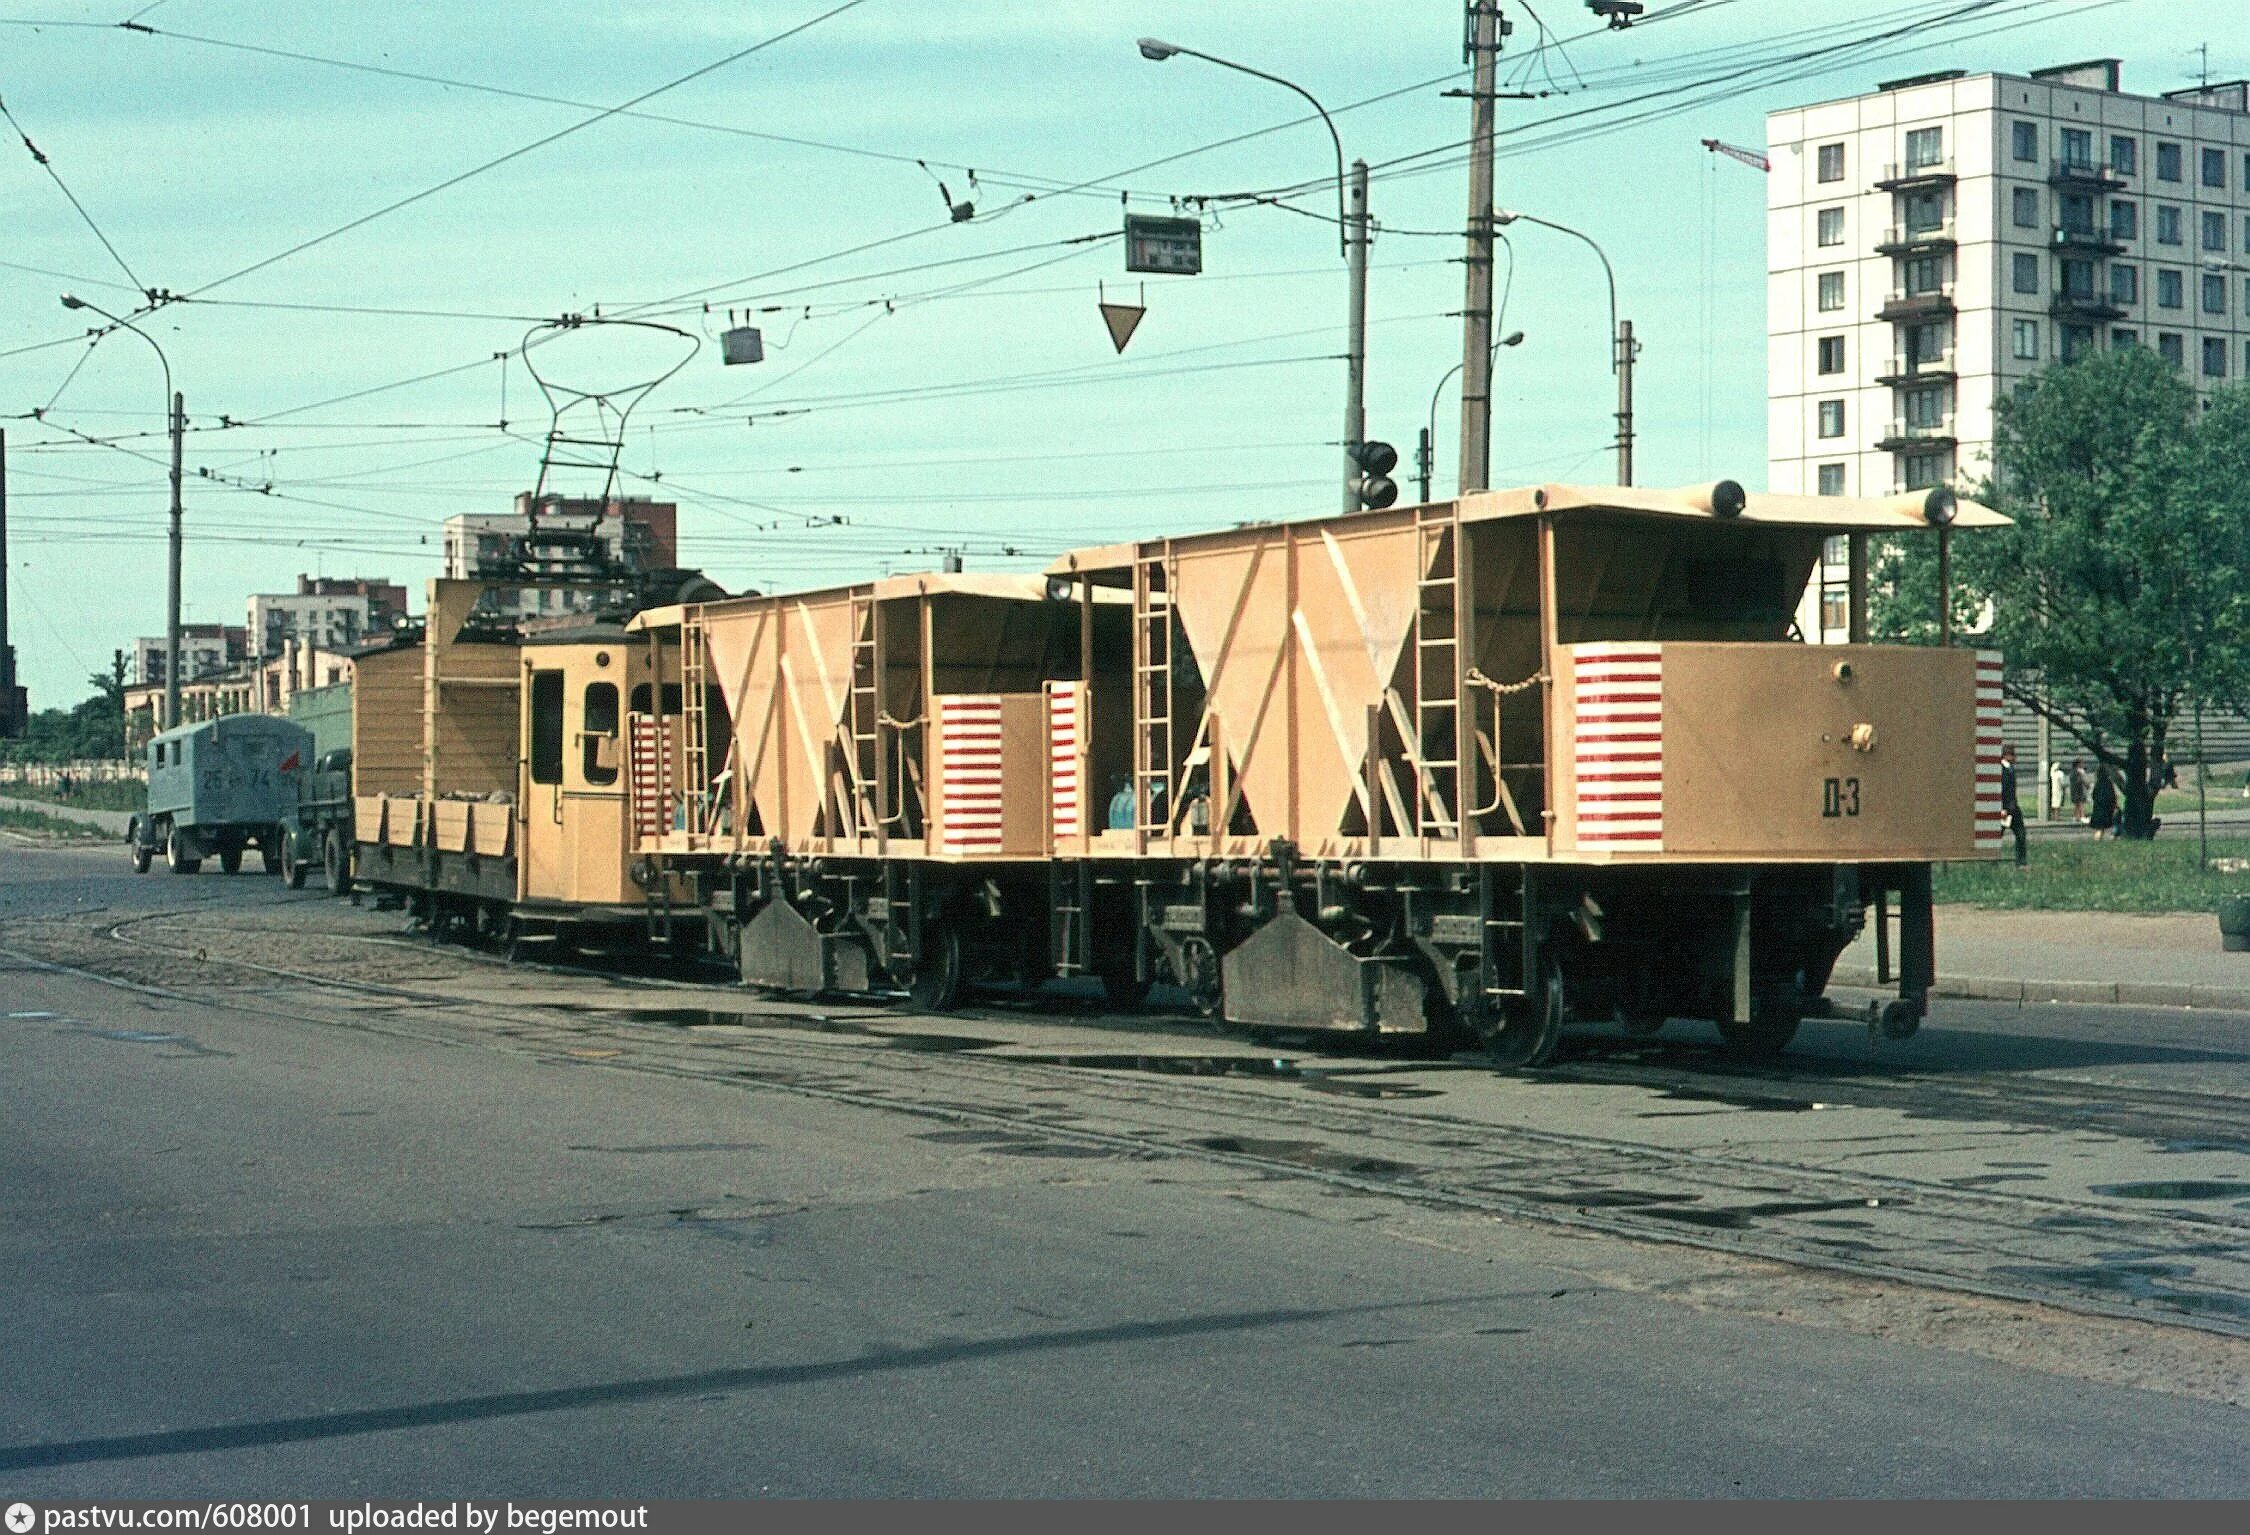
[521, 667, 568, 900]
[564, 671, 629, 904]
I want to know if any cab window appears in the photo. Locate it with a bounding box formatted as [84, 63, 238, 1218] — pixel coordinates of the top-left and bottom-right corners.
[582, 681, 619, 786]
[529, 670, 565, 785]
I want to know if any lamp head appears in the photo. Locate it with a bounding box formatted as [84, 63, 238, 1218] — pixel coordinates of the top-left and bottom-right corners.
[1500, 330, 1525, 347]
[60, 293, 86, 310]
[1493, 209, 1521, 226]
[1137, 37, 1181, 60]
[1923, 487, 1959, 527]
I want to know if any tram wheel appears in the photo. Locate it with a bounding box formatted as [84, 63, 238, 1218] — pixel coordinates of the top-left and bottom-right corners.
[1479, 954, 1566, 1069]
[907, 921, 963, 1013]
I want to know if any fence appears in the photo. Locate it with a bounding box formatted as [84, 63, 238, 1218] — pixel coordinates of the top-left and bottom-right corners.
[0, 759, 146, 787]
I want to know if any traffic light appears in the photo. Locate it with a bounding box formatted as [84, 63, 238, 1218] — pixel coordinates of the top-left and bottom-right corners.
[1348, 439, 1399, 510]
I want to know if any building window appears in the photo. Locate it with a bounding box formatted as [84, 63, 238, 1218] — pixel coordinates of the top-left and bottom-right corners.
[1904, 126, 1943, 171]
[2012, 120, 2038, 161]
[1817, 463, 1846, 496]
[2202, 146, 2226, 189]
[2113, 327, 2139, 348]
[2012, 252, 2041, 294]
[2110, 199, 2136, 240]
[2204, 336, 2228, 378]
[1817, 399, 1845, 438]
[2058, 191, 2095, 234]
[2060, 127, 2092, 169]
[1816, 206, 1845, 246]
[1903, 453, 1949, 490]
[2060, 324, 2095, 363]
[1816, 335, 1845, 374]
[1906, 321, 1948, 366]
[2157, 141, 2182, 181]
[1904, 385, 1948, 427]
[2156, 204, 2182, 244]
[2110, 134, 2137, 175]
[2012, 186, 2039, 228]
[1816, 142, 1844, 182]
[2110, 264, 2138, 304]
[1903, 255, 1944, 295]
[1903, 189, 1945, 234]
[2059, 257, 2096, 298]
[2013, 319, 2041, 359]
[1817, 270, 1845, 311]
[2203, 210, 2226, 252]
[2203, 271, 2227, 315]
[2158, 267, 2184, 309]
[2243, 214, 2250, 252]
[2159, 331, 2185, 367]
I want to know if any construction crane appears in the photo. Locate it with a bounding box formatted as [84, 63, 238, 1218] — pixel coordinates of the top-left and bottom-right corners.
[1701, 137, 1770, 172]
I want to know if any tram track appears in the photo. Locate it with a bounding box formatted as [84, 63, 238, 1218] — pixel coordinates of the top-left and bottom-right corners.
[6, 901, 2244, 1346]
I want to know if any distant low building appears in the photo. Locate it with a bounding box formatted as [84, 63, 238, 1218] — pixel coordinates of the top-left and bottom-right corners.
[247, 575, 407, 660]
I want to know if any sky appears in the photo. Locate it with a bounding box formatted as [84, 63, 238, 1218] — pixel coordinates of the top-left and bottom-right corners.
[0, 0, 2239, 708]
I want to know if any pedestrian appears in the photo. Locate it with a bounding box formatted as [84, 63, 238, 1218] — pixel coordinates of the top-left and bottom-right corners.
[2047, 758, 2066, 822]
[1999, 743, 2028, 867]
[2069, 758, 2088, 821]
[2089, 763, 2118, 840]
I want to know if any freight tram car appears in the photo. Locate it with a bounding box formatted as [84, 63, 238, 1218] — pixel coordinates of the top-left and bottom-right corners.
[608, 480, 2007, 1064]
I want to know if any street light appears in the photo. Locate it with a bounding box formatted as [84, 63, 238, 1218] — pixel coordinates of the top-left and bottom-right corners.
[1493, 209, 1640, 485]
[1422, 331, 1523, 503]
[63, 294, 185, 730]
[1137, 38, 1376, 513]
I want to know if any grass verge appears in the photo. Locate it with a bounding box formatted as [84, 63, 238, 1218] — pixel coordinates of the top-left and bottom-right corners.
[1936, 835, 2250, 914]
[0, 804, 112, 840]
[0, 778, 145, 812]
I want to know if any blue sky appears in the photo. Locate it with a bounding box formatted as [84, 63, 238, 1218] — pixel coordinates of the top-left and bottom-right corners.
[0, 0, 2235, 706]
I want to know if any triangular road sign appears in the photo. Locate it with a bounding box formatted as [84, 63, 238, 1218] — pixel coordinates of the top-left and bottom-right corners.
[1100, 301, 1145, 354]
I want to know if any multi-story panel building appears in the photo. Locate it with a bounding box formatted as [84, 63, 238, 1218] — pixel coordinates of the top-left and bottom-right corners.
[132, 624, 246, 689]
[440, 495, 680, 618]
[1769, 59, 2250, 640]
[246, 575, 407, 660]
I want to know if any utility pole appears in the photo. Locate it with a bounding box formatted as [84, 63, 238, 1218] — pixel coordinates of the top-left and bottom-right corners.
[1343, 159, 1370, 513]
[0, 427, 21, 740]
[1457, 1, 1504, 492]
[1415, 427, 1433, 505]
[166, 390, 185, 730]
[1614, 319, 1638, 486]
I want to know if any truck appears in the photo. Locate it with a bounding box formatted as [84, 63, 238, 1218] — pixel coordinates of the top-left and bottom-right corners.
[127, 713, 314, 875]
[278, 677, 367, 892]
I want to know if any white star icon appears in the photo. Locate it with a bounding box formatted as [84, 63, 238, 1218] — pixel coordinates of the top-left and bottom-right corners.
[5, 1503, 34, 1534]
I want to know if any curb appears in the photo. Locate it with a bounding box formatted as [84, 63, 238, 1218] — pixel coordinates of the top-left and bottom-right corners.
[1830, 964, 2250, 1013]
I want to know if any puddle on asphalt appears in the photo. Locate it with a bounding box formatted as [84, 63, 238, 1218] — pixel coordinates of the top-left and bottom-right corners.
[1993, 1261, 2250, 1321]
[1514, 1188, 1701, 1210]
[1638, 1196, 1890, 1230]
[1194, 1134, 1417, 1179]
[1640, 1083, 1825, 1114]
[2091, 1179, 2250, 1202]
[91, 1029, 182, 1043]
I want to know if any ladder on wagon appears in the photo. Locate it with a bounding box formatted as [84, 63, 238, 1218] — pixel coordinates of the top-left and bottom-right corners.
[1412, 506, 1464, 845]
[1132, 554, 1174, 850]
[843, 589, 882, 846]
[680, 614, 712, 838]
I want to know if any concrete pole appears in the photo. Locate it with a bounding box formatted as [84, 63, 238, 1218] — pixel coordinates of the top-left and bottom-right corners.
[166, 390, 184, 729]
[1457, 0, 1500, 493]
[1846, 533, 1869, 643]
[1416, 426, 1433, 505]
[1614, 318, 1637, 486]
[1343, 159, 1369, 513]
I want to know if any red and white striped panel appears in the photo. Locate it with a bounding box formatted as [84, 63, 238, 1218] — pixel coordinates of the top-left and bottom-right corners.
[1047, 682, 1082, 841]
[627, 715, 670, 841]
[939, 694, 1007, 855]
[1573, 644, 1664, 850]
[1974, 649, 2006, 851]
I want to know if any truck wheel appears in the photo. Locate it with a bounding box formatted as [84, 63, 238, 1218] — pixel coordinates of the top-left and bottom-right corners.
[129, 831, 152, 874]
[165, 829, 201, 875]
[322, 832, 350, 897]
[283, 855, 308, 890]
[219, 847, 243, 876]
[260, 837, 282, 876]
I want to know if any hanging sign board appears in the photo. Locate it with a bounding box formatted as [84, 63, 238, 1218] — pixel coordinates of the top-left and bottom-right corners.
[721, 326, 765, 365]
[1099, 301, 1146, 354]
[1124, 214, 1203, 275]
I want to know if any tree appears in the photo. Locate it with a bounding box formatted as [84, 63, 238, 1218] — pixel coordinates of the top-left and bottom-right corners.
[0, 673, 127, 765]
[1871, 347, 2250, 837]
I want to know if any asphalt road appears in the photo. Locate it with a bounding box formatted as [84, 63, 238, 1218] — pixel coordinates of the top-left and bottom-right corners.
[3, 841, 2247, 1496]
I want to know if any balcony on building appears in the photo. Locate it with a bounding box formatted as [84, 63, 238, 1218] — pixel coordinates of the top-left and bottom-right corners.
[1874, 156, 1955, 191]
[1875, 219, 1956, 256]
[1877, 284, 1955, 322]
[1875, 348, 1957, 386]
[2050, 288, 2124, 322]
[2047, 156, 2125, 190]
[1876, 416, 1959, 453]
[2051, 221, 2124, 255]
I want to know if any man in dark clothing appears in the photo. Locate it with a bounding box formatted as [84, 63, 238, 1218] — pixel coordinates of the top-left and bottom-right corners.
[1998, 744, 2027, 867]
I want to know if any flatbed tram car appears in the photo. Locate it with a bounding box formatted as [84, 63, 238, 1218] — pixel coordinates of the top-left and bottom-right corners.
[623, 481, 2007, 1062]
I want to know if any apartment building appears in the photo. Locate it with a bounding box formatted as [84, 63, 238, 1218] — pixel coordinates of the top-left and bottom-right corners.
[441, 494, 680, 618]
[246, 575, 408, 660]
[1769, 59, 2250, 639]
